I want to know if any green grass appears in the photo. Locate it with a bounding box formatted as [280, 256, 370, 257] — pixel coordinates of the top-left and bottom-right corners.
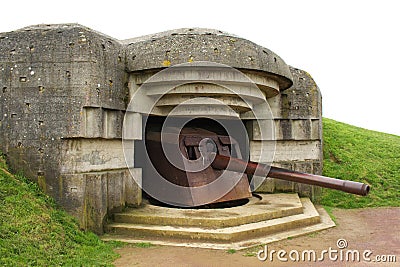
[226, 249, 237, 254]
[242, 251, 256, 257]
[132, 242, 154, 248]
[321, 118, 400, 208]
[0, 155, 120, 266]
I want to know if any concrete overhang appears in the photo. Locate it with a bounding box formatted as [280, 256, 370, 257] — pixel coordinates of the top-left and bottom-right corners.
[123, 28, 293, 91]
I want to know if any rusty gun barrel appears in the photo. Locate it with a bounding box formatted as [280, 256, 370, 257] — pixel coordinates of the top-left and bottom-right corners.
[211, 154, 370, 196]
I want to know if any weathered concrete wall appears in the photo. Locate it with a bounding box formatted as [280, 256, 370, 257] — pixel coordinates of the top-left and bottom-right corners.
[0, 24, 323, 232]
[0, 24, 140, 233]
[252, 67, 323, 200]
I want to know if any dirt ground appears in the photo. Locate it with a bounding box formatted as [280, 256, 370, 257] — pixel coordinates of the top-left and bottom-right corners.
[113, 207, 400, 266]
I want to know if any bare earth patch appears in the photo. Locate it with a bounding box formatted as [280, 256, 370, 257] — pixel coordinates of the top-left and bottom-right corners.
[113, 207, 399, 266]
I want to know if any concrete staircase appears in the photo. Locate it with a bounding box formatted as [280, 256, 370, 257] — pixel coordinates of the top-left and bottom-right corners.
[102, 193, 335, 250]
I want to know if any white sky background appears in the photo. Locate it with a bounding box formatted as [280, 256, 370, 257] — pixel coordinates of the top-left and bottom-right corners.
[1, 0, 399, 135]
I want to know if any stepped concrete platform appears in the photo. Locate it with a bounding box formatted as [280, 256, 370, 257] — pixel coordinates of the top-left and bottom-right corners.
[102, 193, 335, 250]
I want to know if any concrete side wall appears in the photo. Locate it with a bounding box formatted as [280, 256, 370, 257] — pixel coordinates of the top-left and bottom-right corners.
[0, 24, 137, 233]
[252, 67, 323, 200]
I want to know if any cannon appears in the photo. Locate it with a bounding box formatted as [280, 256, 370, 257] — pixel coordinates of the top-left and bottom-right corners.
[211, 154, 370, 196]
[144, 127, 370, 207]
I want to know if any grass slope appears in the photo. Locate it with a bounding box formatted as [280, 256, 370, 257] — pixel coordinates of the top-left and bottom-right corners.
[0, 156, 119, 266]
[321, 118, 400, 208]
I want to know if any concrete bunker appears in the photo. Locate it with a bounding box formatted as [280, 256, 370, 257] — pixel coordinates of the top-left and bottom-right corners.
[0, 25, 323, 234]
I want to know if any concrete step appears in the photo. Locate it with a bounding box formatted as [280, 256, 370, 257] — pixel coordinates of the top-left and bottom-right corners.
[112, 193, 304, 228]
[102, 205, 335, 250]
[105, 197, 320, 242]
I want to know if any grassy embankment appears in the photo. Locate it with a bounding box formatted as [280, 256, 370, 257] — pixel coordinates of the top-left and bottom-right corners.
[321, 118, 400, 208]
[0, 157, 120, 266]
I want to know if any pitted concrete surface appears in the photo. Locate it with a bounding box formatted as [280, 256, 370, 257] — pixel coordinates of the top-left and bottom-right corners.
[123, 28, 293, 90]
